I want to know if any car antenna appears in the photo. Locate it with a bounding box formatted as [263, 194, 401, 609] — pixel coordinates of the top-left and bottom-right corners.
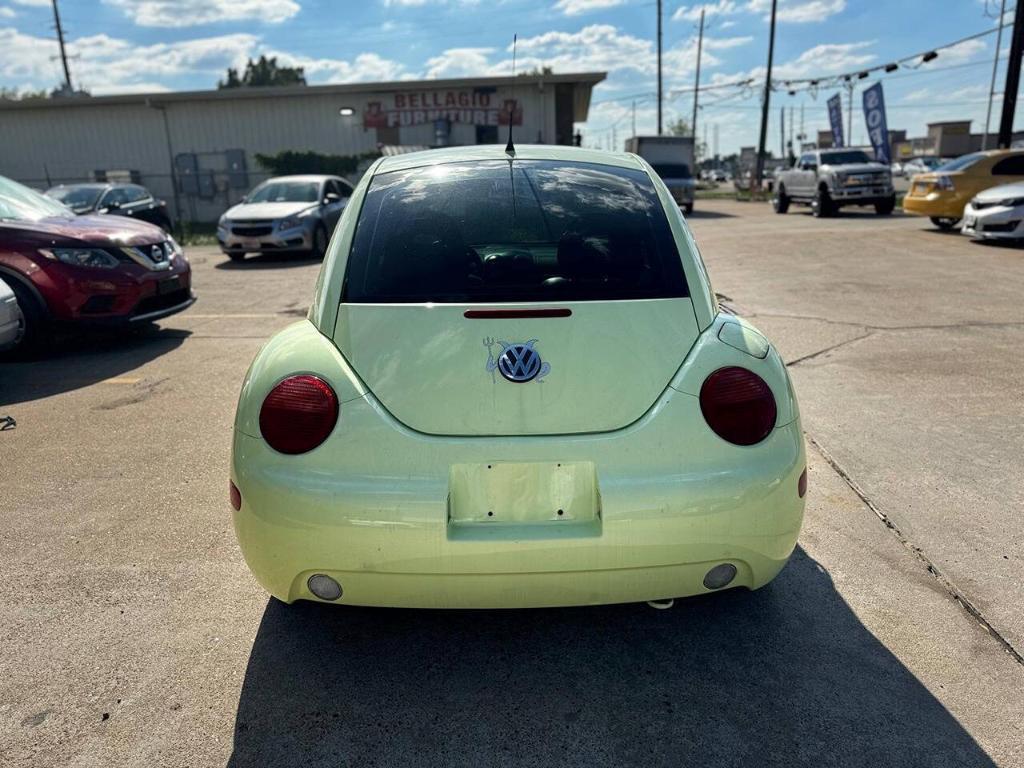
[505, 34, 517, 155]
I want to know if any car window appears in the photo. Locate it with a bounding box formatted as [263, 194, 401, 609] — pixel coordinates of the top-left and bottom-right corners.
[47, 185, 103, 210]
[820, 150, 872, 165]
[991, 155, 1024, 175]
[651, 163, 691, 179]
[0, 175, 73, 221]
[248, 181, 319, 203]
[799, 154, 815, 168]
[937, 153, 985, 172]
[335, 178, 354, 197]
[123, 185, 150, 204]
[343, 159, 689, 303]
[101, 187, 131, 207]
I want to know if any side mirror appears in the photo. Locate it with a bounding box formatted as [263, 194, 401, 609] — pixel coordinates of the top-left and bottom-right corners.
[324, 192, 341, 204]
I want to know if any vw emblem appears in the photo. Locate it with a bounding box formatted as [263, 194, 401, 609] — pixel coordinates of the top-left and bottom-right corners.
[151, 244, 165, 262]
[484, 338, 551, 384]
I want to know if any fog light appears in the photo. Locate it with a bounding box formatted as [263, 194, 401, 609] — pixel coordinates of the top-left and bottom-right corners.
[703, 563, 737, 590]
[307, 574, 342, 601]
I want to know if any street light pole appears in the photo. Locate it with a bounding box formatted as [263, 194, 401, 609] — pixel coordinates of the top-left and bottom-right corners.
[997, 0, 1024, 148]
[754, 0, 778, 189]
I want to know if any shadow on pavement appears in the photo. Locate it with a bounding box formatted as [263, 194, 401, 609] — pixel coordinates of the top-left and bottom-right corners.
[215, 253, 323, 270]
[227, 548, 995, 768]
[0, 327, 189, 406]
[685, 208, 737, 219]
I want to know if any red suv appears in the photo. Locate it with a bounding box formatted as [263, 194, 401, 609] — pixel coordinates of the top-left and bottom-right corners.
[0, 175, 194, 354]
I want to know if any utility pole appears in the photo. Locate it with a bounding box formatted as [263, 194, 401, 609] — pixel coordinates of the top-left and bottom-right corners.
[714, 123, 719, 166]
[51, 0, 73, 92]
[780, 107, 785, 158]
[754, 0, 777, 189]
[631, 100, 637, 138]
[983, 0, 1007, 149]
[657, 0, 663, 134]
[846, 79, 855, 147]
[691, 8, 705, 141]
[997, 0, 1024, 147]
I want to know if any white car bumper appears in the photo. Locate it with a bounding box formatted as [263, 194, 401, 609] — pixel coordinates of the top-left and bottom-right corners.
[0, 281, 23, 351]
[961, 202, 1024, 240]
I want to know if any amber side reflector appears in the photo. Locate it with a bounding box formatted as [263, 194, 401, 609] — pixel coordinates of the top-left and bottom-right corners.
[798, 468, 808, 498]
[229, 480, 242, 511]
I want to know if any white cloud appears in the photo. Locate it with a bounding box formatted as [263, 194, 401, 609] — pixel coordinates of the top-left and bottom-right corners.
[937, 39, 987, 65]
[268, 50, 408, 83]
[673, 1, 738, 22]
[423, 47, 495, 79]
[103, 0, 300, 27]
[746, 0, 845, 23]
[10, 0, 49, 6]
[771, 41, 875, 78]
[553, 0, 627, 16]
[0, 7, 16, 17]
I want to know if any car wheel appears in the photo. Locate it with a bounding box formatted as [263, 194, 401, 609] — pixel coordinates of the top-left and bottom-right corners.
[228, 251, 246, 262]
[2, 280, 48, 358]
[930, 216, 961, 231]
[312, 224, 328, 259]
[875, 195, 896, 215]
[772, 184, 790, 214]
[811, 188, 833, 218]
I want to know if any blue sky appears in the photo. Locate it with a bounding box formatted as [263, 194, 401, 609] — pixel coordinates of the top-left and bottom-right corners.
[0, 0, 1017, 154]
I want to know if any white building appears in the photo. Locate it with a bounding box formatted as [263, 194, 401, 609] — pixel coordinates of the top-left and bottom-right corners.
[0, 72, 605, 222]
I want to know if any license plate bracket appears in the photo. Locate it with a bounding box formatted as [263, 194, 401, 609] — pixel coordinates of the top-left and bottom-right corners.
[448, 461, 600, 526]
[157, 276, 181, 295]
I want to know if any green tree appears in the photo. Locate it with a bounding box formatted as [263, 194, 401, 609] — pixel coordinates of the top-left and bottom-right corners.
[667, 117, 692, 137]
[219, 56, 306, 89]
[519, 66, 553, 76]
[0, 87, 50, 100]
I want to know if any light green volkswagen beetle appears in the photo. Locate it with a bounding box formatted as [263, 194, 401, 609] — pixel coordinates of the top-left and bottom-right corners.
[230, 144, 805, 608]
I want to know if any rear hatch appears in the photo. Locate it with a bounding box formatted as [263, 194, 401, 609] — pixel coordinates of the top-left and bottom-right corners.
[333, 158, 701, 436]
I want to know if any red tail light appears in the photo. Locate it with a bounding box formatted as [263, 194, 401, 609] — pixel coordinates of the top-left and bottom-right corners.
[259, 375, 339, 454]
[699, 367, 777, 446]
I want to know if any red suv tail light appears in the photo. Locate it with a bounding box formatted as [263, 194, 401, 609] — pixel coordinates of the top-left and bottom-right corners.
[259, 375, 339, 454]
[699, 367, 777, 446]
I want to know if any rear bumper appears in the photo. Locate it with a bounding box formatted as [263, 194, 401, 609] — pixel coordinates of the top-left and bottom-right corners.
[231, 395, 806, 609]
[902, 191, 966, 218]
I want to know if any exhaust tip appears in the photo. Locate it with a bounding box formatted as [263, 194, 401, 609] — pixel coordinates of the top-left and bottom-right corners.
[703, 563, 737, 590]
[307, 574, 343, 601]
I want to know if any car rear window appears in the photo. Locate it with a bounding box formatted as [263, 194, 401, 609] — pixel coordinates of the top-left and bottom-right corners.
[342, 159, 688, 303]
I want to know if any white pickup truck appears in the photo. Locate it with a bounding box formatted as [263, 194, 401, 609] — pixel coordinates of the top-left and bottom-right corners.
[773, 148, 895, 217]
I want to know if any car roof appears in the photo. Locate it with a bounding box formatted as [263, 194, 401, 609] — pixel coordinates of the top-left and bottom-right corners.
[51, 182, 109, 190]
[374, 144, 647, 175]
[262, 175, 335, 183]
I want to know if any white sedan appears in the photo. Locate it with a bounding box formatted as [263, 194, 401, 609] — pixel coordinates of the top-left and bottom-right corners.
[0, 276, 24, 351]
[961, 182, 1024, 242]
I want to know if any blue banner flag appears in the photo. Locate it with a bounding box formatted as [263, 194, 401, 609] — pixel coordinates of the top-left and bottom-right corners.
[862, 82, 890, 165]
[827, 94, 844, 148]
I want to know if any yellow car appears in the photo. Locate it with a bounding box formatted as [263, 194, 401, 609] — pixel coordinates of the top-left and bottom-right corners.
[903, 149, 1024, 229]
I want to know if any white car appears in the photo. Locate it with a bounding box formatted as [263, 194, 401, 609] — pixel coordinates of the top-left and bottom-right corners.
[961, 182, 1024, 242]
[0, 276, 24, 351]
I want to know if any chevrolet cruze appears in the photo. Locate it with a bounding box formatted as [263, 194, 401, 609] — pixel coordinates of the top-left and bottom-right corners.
[230, 145, 806, 609]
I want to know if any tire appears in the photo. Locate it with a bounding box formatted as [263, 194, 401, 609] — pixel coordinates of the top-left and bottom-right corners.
[875, 196, 896, 215]
[312, 224, 328, 259]
[683, 203, 694, 215]
[811, 187, 834, 218]
[227, 251, 246, 262]
[2, 279, 48, 358]
[772, 184, 790, 214]
[930, 216, 961, 231]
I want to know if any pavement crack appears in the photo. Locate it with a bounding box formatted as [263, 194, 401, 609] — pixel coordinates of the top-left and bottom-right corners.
[748, 311, 1024, 333]
[808, 434, 1024, 667]
[787, 332, 874, 366]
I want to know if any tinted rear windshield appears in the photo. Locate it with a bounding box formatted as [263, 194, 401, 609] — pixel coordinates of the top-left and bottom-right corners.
[342, 159, 688, 303]
[651, 163, 691, 179]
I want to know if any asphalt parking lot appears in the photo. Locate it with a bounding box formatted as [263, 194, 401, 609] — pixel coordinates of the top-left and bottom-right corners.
[1, 200, 1023, 767]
